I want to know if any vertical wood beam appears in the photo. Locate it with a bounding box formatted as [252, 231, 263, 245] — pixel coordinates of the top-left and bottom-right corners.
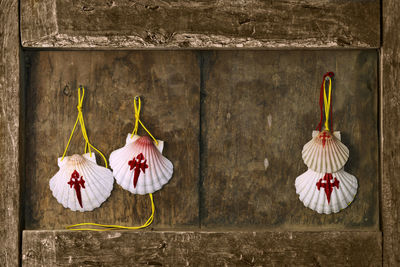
[0, 0, 22, 266]
[382, 0, 400, 265]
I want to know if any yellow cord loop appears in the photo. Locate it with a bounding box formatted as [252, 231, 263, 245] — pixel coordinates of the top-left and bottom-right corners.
[67, 193, 155, 231]
[323, 77, 332, 131]
[61, 87, 108, 167]
[131, 97, 158, 145]
[66, 93, 156, 231]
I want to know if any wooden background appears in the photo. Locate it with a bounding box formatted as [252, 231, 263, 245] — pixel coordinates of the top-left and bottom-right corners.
[25, 51, 200, 229]
[3, 0, 400, 265]
[25, 50, 378, 230]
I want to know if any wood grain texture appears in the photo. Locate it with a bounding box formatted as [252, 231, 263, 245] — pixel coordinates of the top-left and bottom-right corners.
[20, 0, 380, 49]
[201, 50, 379, 229]
[382, 0, 400, 265]
[25, 51, 199, 229]
[0, 0, 21, 266]
[22, 230, 382, 267]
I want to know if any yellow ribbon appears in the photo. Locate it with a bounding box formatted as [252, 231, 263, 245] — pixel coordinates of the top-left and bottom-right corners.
[67, 194, 155, 231]
[131, 96, 158, 145]
[65, 93, 156, 231]
[323, 77, 332, 131]
[61, 86, 108, 167]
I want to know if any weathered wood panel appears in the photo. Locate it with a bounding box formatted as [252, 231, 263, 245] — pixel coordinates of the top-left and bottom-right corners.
[22, 230, 382, 266]
[25, 51, 199, 229]
[201, 50, 379, 229]
[382, 0, 400, 265]
[0, 0, 21, 266]
[20, 0, 380, 49]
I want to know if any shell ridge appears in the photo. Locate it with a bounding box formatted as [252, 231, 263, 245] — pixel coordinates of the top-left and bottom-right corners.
[327, 139, 340, 172]
[134, 145, 149, 194]
[149, 146, 164, 192]
[75, 160, 95, 211]
[314, 142, 323, 172]
[303, 140, 316, 168]
[146, 144, 160, 193]
[330, 140, 342, 172]
[82, 161, 111, 204]
[120, 151, 136, 192]
[79, 164, 97, 211]
[330, 140, 345, 171]
[112, 146, 135, 189]
[53, 167, 69, 208]
[59, 166, 75, 209]
[50, 167, 65, 200]
[298, 170, 317, 206]
[88, 163, 113, 191]
[150, 144, 172, 190]
[337, 171, 357, 202]
[311, 172, 325, 212]
[146, 142, 168, 193]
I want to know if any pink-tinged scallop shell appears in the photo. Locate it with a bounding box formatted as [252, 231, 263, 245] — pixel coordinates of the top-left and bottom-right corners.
[49, 153, 114, 212]
[295, 168, 358, 214]
[109, 134, 173, 195]
[302, 130, 349, 173]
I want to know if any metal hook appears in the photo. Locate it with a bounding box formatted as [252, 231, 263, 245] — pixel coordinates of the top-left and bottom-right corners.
[135, 95, 139, 101]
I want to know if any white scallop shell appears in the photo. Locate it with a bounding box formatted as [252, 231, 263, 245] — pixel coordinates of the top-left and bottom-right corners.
[109, 134, 173, 195]
[295, 168, 358, 214]
[302, 130, 349, 173]
[49, 153, 114, 212]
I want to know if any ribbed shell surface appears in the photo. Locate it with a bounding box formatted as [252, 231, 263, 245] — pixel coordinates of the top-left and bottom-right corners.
[302, 131, 349, 173]
[109, 134, 173, 195]
[49, 153, 114, 212]
[295, 169, 358, 214]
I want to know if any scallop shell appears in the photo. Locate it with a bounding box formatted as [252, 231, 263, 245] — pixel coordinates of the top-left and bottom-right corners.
[49, 153, 114, 212]
[302, 130, 349, 173]
[109, 134, 173, 195]
[295, 168, 358, 214]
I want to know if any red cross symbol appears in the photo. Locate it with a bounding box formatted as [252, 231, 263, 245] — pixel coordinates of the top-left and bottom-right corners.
[316, 173, 339, 204]
[318, 131, 331, 147]
[67, 170, 85, 208]
[128, 153, 149, 188]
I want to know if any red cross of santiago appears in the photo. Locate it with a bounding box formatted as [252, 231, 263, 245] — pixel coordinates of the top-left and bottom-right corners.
[318, 131, 331, 147]
[67, 170, 85, 208]
[316, 173, 339, 204]
[128, 153, 148, 188]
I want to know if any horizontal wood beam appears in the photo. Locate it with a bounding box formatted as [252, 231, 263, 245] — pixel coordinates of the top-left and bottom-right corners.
[22, 230, 382, 266]
[20, 0, 380, 49]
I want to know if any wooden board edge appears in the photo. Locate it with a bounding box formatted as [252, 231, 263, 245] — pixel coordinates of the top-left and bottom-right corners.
[21, 34, 380, 49]
[22, 230, 382, 266]
[0, 0, 22, 267]
[382, 0, 400, 266]
[20, 0, 380, 49]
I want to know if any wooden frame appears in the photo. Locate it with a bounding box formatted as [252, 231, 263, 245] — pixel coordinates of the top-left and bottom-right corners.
[20, 0, 380, 49]
[1, 0, 398, 265]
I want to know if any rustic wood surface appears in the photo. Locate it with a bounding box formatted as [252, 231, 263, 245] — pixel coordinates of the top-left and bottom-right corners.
[0, 0, 21, 266]
[382, 0, 400, 265]
[20, 0, 380, 49]
[201, 50, 379, 229]
[25, 50, 379, 231]
[25, 51, 200, 229]
[22, 230, 382, 267]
